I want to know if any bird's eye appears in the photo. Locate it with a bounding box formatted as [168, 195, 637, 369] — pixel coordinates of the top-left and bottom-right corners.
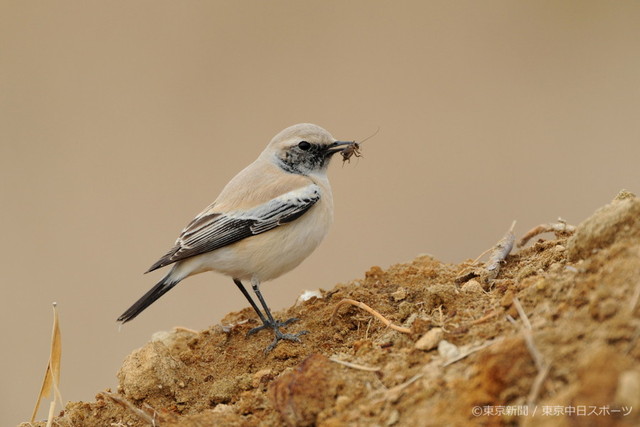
[298, 141, 311, 151]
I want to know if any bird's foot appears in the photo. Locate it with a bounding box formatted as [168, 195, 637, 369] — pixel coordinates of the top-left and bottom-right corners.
[247, 317, 300, 336]
[247, 317, 308, 353]
[265, 328, 309, 353]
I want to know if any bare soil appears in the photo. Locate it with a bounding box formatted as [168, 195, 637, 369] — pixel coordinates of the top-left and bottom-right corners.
[21, 191, 640, 427]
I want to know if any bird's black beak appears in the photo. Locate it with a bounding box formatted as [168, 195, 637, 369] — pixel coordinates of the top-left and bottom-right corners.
[325, 141, 353, 157]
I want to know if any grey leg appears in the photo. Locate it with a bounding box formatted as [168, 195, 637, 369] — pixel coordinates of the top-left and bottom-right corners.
[248, 277, 308, 353]
[233, 278, 268, 325]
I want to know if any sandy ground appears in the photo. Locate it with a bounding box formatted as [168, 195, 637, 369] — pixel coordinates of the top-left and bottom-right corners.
[21, 191, 640, 426]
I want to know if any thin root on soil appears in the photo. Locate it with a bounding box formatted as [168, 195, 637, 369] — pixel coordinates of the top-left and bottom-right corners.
[518, 218, 576, 248]
[331, 298, 411, 334]
[329, 357, 381, 372]
[101, 393, 159, 426]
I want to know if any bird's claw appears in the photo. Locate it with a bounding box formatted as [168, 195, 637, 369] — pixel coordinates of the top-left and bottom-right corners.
[247, 317, 300, 336]
[246, 317, 308, 353]
[264, 329, 309, 354]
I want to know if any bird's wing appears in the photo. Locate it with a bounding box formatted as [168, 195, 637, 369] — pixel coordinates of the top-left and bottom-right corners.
[146, 184, 321, 272]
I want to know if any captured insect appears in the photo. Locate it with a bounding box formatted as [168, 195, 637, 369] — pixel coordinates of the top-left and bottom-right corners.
[341, 127, 379, 165]
[341, 141, 362, 164]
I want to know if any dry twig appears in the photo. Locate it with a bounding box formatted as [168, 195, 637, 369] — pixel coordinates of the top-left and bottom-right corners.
[511, 297, 543, 370]
[469, 308, 502, 325]
[518, 218, 576, 248]
[455, 221, 516, 285]
[471, 247, 493, 265]
[331, 298, 411, 334]
[441, 338, 500, 367]
[329, 357, 381, 372]
[102, 393, 159, 426]
[527, 363, 551, 407]
[372, 373, 424, 403]
[386, 374, 424, 400]
[507, 297, 550, 406]
[485, 220, 517, 282]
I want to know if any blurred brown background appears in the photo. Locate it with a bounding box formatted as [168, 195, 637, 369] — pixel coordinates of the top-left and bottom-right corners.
[2, 1, 639, 424]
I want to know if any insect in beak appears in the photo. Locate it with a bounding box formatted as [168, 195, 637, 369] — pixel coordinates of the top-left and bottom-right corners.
[340, 142, 362, 164]
[339, 127, 379, 164]
[325, 141, 353, 157]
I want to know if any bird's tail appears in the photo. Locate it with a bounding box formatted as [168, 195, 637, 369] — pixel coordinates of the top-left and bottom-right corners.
[117, 273, 180, 323]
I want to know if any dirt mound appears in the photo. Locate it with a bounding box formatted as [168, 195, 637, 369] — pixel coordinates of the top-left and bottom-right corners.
[21, 191, 640, 426]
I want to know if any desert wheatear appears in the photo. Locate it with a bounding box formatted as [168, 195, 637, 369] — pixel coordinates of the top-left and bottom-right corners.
[118, 123, 353, 351]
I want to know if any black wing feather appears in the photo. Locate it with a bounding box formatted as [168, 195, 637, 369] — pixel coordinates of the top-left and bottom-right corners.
[146, 185, 320, 273]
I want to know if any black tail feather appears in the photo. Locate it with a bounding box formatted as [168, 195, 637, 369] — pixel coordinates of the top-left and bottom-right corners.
[117, 276, 179, 323]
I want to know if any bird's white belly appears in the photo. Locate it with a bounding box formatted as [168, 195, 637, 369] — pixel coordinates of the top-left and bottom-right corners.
[174, 200, 333, 282]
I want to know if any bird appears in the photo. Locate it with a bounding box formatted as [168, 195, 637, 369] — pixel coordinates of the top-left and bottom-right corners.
[118, 123, 353, 352]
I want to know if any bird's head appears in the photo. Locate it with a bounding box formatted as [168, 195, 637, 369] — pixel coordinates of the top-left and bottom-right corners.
[262, 123, 352, 176]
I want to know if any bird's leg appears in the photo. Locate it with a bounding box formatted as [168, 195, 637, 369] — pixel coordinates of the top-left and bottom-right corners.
[234, 278, 298, 334]
[233, 278, 268, 325]
[248, 277, 308, 352]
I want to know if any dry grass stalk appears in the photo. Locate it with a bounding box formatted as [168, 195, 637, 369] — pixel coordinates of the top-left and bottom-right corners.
[371, 373, 424, 403]
[527, 363, 551, 407]
[31, 303, 62, 426]
[331, 298, 411, 334]
[518, 219, 576, 248]
[455, 221, 516, 284]
[471, 247, 493, 264]
[329, 357, 381, 372]
[512, 297, 544, 370]
[469, 308, 502, 325]
[508, 297, 550, 406]
[485, 220, 516, 281]
[441, 338, 500, 367]
[102, 393, 159, 426]
[385, 373, 424, 400]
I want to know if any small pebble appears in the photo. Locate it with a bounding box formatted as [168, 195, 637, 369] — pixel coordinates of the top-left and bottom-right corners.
[461, 279, 483, 293]
[414, 327, 443, 351]
[437, 339, 460, 361]
[297, 289, 323, 303]
[391, 287, 408, 301]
